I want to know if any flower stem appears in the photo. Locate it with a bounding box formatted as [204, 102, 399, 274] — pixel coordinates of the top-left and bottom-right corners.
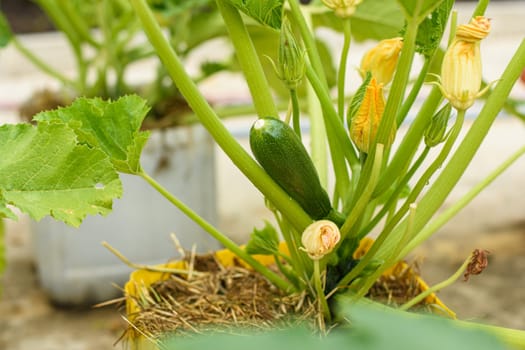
[290, 88, 302, 139]
[314, 260, 330, 327]
[375, 17, 417, 151]
[399, 253, 472, 311]
[340, 144, 384, 241]
[338, 19, 352, 120]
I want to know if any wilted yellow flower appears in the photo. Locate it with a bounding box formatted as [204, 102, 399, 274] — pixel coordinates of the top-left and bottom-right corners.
[436, 16, 491, 110]
[321, 0, 362, 18]
[349, 77, 394, 153]
[301, 220, 340, 260]
[360, 37, 403, 85]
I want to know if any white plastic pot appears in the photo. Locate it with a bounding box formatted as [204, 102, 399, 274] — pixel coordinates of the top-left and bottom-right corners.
[31, 124, 221, 305]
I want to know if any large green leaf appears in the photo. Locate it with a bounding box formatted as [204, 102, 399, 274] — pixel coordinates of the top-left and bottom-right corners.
[412, 0, 453, 57]
[0, 123, 122, 227]
[34, 95, 150, 175]
[227, 0, 283, 29]
[397, 0, 445, 22]
[163, 302, 507, 350]
[312, 0, 404, 41]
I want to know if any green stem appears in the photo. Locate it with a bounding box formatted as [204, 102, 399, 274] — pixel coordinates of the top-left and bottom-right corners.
[302, 10, 328, 188]
[338, 19, 351, 120]
[35, 0, 87, 91]
[287, 0, 327, 87]
[58, 0, 100, 48]
[375, 87, 442, 197]
[314, 260, 331, 325]
[374, 17, 418, 151]
[305, 66, 353, 203]
[130, 0, 312, 233]
[401, 145, 525, 258]
[399, 253, 471, 311]
[358, 147, 430, 240]
[396, 58, 431, 126]
[305, 65, 359, 169]
[473, 0, 490, 17]
[340, 144, 384, 241]
[215, 0, 278, 117]
[307, 80, 328, 187]
[140, 171, 294, 293]
[290, 88, 302, 139]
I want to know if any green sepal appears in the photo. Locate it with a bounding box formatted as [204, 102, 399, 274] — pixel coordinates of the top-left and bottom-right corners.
[245, 220, 280, 256]
[347, 72, 372, 126]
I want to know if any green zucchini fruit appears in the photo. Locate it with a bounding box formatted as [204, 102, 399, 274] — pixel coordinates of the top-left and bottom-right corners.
[249, 116, 343, 225]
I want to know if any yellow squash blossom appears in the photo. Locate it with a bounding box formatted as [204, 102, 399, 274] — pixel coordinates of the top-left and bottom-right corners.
[360, 37, 403, 85]
[349, 77, 394, 153]
[436, 16, 492, 111]
[301, 220, 341, 260]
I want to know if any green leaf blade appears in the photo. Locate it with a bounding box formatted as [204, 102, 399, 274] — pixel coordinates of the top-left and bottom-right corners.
[245, 221, 280, 256]
[397, 0, 445, 22]
[312, 0, 405, 42]
[0, 123, 122, 227]
[227, 0, 283, 29]
[34, 95, 151, 174]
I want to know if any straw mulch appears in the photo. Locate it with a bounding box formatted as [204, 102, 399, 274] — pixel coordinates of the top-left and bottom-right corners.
[124, 254, 318, 341]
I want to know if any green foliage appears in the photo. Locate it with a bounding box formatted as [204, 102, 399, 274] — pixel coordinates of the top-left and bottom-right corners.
[0, 123, 121, 226]
[0, 95, 152, 227]
[163, 302, 507, 350]
[347, 72, 372, 122]
[227, 0, 284, 29]
[34, 95, 151, 175]
[245, 221, 280, 256]
[396, 0, 445, 22]
[148, 0, 212, 16]
[413, 0, 454, 57]
[0, 12, 12, 48]
[312, 0, 405, 41]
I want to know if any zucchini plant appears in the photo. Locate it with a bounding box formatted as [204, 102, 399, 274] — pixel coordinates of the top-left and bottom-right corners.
[1, 0, 525, 347]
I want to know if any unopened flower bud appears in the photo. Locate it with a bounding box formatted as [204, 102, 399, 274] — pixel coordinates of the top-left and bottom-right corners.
[348, 77, 394, 153]
[301, 220, 340, 260]
[321, 0, 362, 18]
[436, 16, 491, 111]
[274, 17, 305, 90]
[424, 103, 452, 147]
[360, 37, 403, 85]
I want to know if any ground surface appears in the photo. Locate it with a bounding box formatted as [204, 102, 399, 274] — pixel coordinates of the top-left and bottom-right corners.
[1, 1, 525, 349]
